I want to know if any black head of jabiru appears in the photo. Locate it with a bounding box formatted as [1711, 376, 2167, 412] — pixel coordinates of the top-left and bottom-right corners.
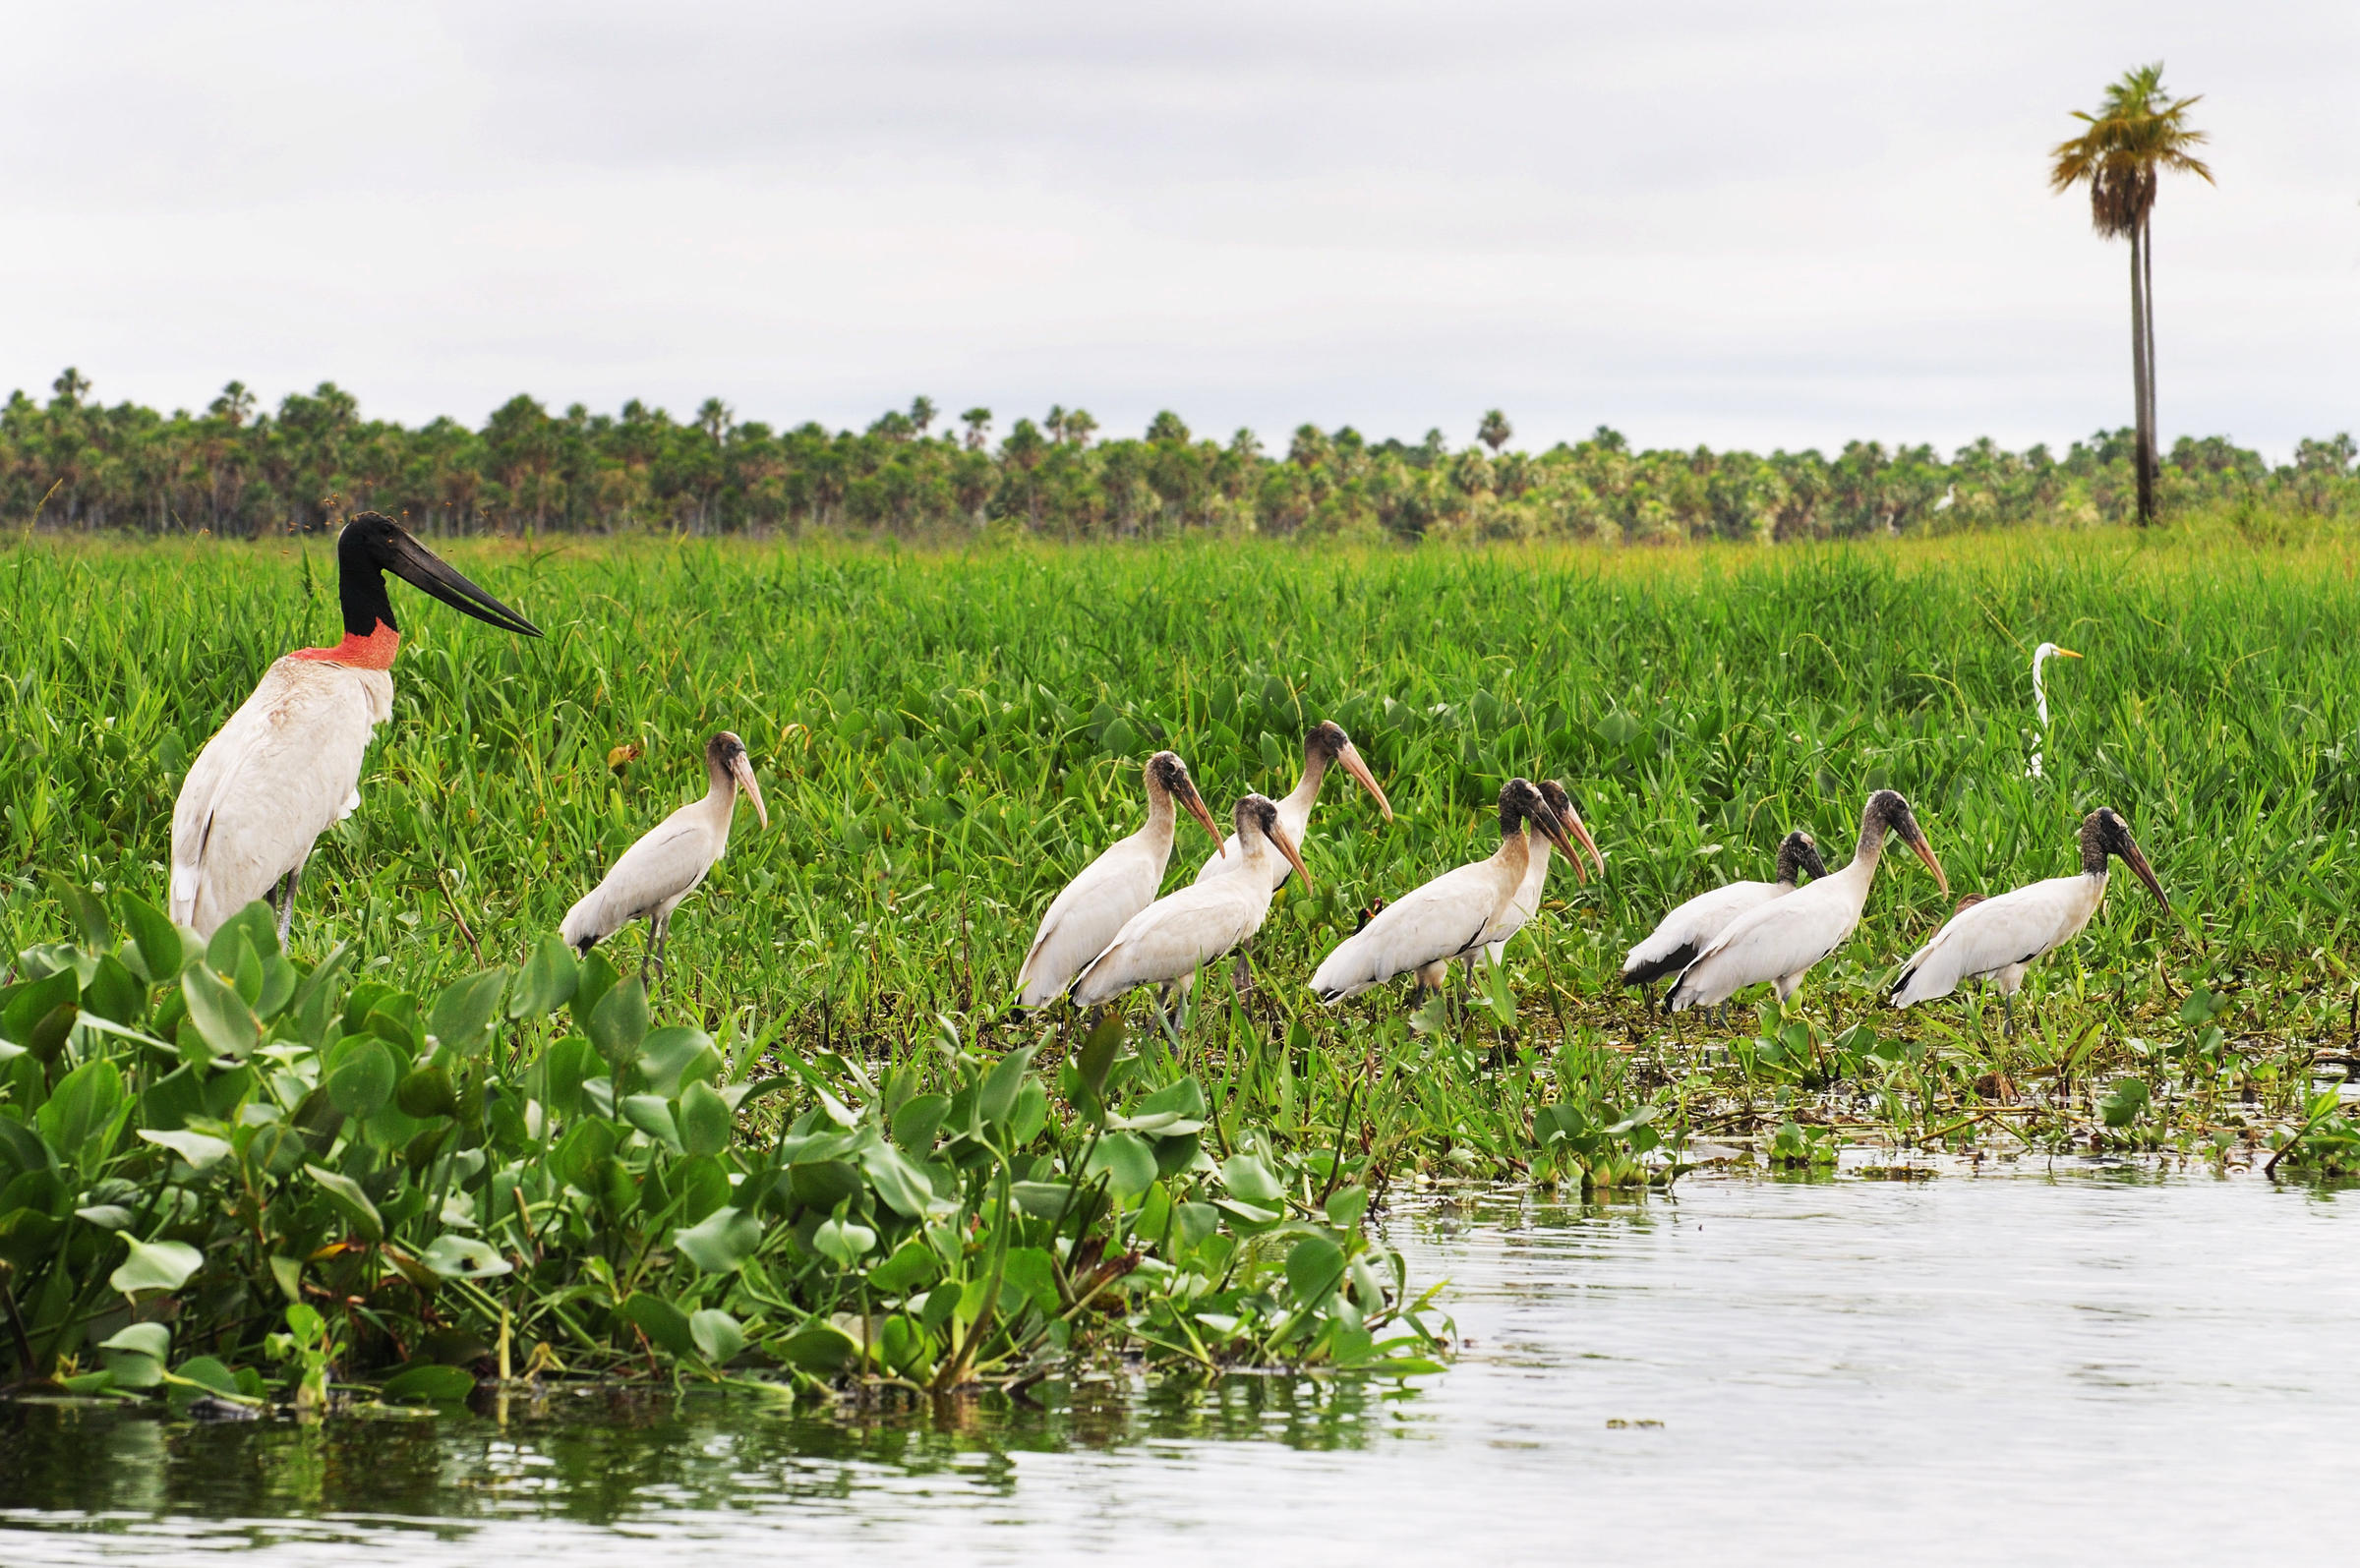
[296, 512, 543, 669]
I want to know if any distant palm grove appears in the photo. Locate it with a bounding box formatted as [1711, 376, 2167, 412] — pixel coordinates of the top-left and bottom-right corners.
[7, 370, 2355, 543]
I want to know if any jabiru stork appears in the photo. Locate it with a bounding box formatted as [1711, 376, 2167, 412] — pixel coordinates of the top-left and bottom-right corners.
[1890, 807, 2167, 1030]
[1665, 789, 1946, 1014]
[168, 513, 541, 941]
[560, 731, 770, 981]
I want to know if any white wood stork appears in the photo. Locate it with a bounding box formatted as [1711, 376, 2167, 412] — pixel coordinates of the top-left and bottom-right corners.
[2026, 642, 2081, 780]
[1309, 779, 1582, 1003]
[1664, 789, 1947, 1014]
[1069, 793, 1311, 1016]
[1890, 807, 2167, 1029]
[1193, 720, 1391, 888]
[1475, 779, 1604, 969]
[1621, 830, 1828, 1004]
[1012, 751, 1224, 1013]
[560, 731, 770, 981]
[169, 513, 542, 941]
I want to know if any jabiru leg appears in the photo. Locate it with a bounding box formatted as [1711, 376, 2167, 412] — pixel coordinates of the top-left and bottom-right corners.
[271, 862, 305, 947]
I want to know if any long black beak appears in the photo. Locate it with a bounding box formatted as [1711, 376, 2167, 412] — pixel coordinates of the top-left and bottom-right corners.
[2118, 837, 2170, 913]
[384, 533, 543, 637]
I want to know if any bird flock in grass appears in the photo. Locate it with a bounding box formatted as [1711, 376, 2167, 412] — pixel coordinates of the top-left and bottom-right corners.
[168, 514, 2174, 1041]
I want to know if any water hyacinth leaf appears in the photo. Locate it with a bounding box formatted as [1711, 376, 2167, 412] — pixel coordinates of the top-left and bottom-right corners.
[1011, 1179, 1080, 1219]
[1009, 1079, 1049, 1146]
[868, 1237, 941, 1294]
[98, 1321, 170, 1388]
[979, 1043, 1036, 1129]
[49, 876, 113, 952]
[689, 1307, 746, 1365]
[776, 1321, 856, 1371]
[1324, 1185, 1370, 1229]
[5, 967, 81, 1063]
[324, 1037, 399, 1120]
[675, 1205, 763, 1273]
[1084, 1131, 1158, 1200]
[2100, 1075, 2152, 1128]
[891, 1093, 950, 1155]
[1219, 1151, 1285, 1206]
[139, 1127, 234, 1173]
[859, 1140, 939, 1219]
[166, 1356, 243, 1415]
[572, 948, 620, 1031]
[508, 935, 579, 1019]
[112, 1236, 204, 1297]
[419, 1233, 513, 1281]
[1000, 1246, 1059, 1315]
[37, 1059, 127, 1167]
[677, 1078, 734, 1158]
[256, 953, 299, 1020]
[208, 903, 277, 971]
[305, 1163, 385, 1243]
[75, 1204, 137, 1231]
[116, 893, 182, 984]
[382, 1364, 475, 1403]
[1075, 1011, 1125, 1104]
[813, 1213, 877, 1267]
[788, 1159, 862, 1211]
[552, 1120, 618, 1191]
[639, 1025, 720, 1097]
[396, 1065, 459, 1121]
[540, 1035, 600, 1118]
[622, 1094, 684, 1153]
[82, 954, 145, 1027]
[429, 969, 506, 1059]
[180, 962, 259, 1062]
[1284, 1234, 1347, 1304]
[587, 976, 650, 1072]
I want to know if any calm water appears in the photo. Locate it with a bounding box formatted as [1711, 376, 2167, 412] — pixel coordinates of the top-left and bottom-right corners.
[4, 1161, 2352, 1565]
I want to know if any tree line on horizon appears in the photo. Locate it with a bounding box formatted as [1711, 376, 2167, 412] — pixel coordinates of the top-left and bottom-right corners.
[5, 371, 2354, 546]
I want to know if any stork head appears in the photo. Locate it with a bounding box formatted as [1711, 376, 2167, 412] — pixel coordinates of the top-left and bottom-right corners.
[1306, 721, 1393, 821]
[1235, 792, 1313, 889]
[707, 731, 769, 829]
[337, 512, 543, 640]
[1537, 780, 1605, 881]
[1147, 750, 1224, 847]
[2082, 807, 2169, 910]
[1862, 788, 1948, 893]
[1775, 830, 1829, 885]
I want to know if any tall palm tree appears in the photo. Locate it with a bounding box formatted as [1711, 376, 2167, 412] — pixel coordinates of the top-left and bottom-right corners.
[2049, 63, 2212, 525]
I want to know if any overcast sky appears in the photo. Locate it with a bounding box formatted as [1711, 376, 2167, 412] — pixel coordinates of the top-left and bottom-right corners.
[7, 1, 2354, 458]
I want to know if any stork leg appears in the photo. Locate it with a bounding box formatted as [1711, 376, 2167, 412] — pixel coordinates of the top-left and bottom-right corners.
[2002, 992, 2016, 1037]
[1229, 942, 1256, 998]
[271, 862, 305, 947]
[644, 915, 670, 989]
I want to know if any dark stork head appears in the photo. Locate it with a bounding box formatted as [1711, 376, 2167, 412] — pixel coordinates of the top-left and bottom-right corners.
[1146, 750, 1225, 847]
[1861, 788, 1948, 893]
[706, 732, 769, 829]
[1537, 780, 1606, 881]
[1305, 721, 1394, 821]
[336, 512, 543, 641]
[1235, 793, 1313, 889]
[1775, 830, 1830, 885]
[1498, 778, 1582, 868]
[2080, 807, 2169, 909]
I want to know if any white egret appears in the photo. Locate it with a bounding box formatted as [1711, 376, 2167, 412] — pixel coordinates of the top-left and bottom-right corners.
[169, 513, 542, 941]
[1069, 794, 1311, 1018]
[560, 732, 770, 980]
[2026, 642, 2082, 780]
[1621, 830, 1829, 1006]
[1665, 790, 1947, 1014]
[1890, 808, 2168, 1030]
[1012, 752, 1224, 1014]
[1309, 780, 1585, 1004]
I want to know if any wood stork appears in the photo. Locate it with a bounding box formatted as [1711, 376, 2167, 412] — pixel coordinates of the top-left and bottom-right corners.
[1068, 793, 1311, 1017]
[1193, 721, 1391, 888]
[169, 513, 542, 942]
[1474, 779, 1604, 970]
[1890, 807, 2168, 1030]
[1012, 751, 1224, 1013]
[1309, 780, 1581, 1003]
[1621, 830, 1829, 1004]
[2026, 642, 2081, 780]
[1664, 789, 1946, 1014]
[560, 732, 770, 981]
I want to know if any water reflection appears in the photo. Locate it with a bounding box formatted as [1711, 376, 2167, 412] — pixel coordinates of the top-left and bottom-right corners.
[5, 1162, 2355, 1566]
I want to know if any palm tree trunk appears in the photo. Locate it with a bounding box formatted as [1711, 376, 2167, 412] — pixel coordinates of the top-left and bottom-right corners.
[2143, 213, 2160, 501]
[2129, 224, 2154, 525]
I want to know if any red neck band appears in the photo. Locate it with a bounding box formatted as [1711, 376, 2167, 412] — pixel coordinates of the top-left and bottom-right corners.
[291, 621, 402, 669]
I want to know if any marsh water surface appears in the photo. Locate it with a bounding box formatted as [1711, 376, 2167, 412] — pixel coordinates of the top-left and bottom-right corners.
[4, 1163, 2348, 1566]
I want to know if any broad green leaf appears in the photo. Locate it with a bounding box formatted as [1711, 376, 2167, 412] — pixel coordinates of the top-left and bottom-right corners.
[304, 1163, 384, 1243]
[98, 1321, 170, 1388]
[419, 1233, 513, 1280]
[180, 962, 259, 1062]
[891, 1092, 950, 1155]
[677, 1078, 733, 1158]
[324, 1036, 398, 1119]
[381, 1364, 475, 1403]
[586, 976, 649, 1072]
[209, 901, 279, 966]
[571, 948, 620, 1032]
[859, 1139, 940, 1219]
[1012, 1179, 1082, 1219]
[429, 968, 506, 1058]
[396, 1064, 458, 1120]
[868, 1237, 941, 1294]
[1075, 1010, 1125, 1101]
[1000, 1245, 1059, 1315]
[539, 1034, 600, 1118]
[1284, 1234, 1346, 1304]
[112, 1236, 204, 1296]
[1009, 1080, 1049, 1146]
[775, 1321, 856, 1371]
[675, 1205, 763, 1273]
[508, 935, 579, 1019]
[639, 1025, 720, 1097]
[813, 1213, 877, 1267]
[115, 893, 183, 983]
[37, 1059, 126, 1167]
[1084, 1131, 1158, 1200]
[1220, 1151, 1285, 1205]
[1324, 1186, 1370, 1229]
[82, 954, 145, 1026]
[138, 1128, 234, 1172]
[622, 1093, 683, 1153]
[979, 1043, 1036, 1128]
[689, 1307, 745, 1365]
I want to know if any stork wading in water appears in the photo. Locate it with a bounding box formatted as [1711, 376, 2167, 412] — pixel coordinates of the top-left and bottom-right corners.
[169, 513, 542, 942]
[1190, 720, 1393, 994]
[1309, 780, 1585, 1004]
[1012, 751, 1224, 1016]
[2026, 642, 2082, 780]
[1890, 808, 2169, 1032]
[1664, 790, 1947, 1016]
[1068, 794, 1311, 1029]
[1468, 780, 1604, 972]
[560, 732, 770, 982]
[1621, 830, 1829, 1009]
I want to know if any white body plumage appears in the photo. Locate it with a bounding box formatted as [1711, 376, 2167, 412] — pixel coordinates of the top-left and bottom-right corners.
[1070, 793, 1304, 1008]
[1890, 873, 2107, 1005]
[560, 733, 767, 969]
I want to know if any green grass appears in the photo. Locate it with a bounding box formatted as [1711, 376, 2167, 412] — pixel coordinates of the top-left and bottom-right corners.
[6, 526, 2358, 1172]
